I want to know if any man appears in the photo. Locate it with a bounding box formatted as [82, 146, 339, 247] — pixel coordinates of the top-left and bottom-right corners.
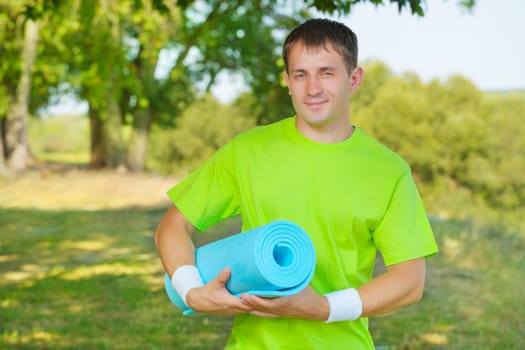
[155, 18, 438, 349]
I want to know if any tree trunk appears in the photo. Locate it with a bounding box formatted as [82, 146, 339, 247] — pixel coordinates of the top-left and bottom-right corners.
[0, 118, 8, 177]
[4, 19, 40, 174]
[88, 101, 126, 170]
[127, 107, 152, 172]
[88, 108, 105, 169]
[102, 96, 126, 169]
[88, 85, 127, 170]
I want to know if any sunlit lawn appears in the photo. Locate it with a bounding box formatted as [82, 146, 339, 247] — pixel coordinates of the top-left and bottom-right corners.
[0, 207, 238, 349]
[1, 192, 524, 349]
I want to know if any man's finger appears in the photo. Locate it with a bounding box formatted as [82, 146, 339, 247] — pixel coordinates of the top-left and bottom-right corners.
[241, 294, 278, 307]
[215, 267, 231, 286]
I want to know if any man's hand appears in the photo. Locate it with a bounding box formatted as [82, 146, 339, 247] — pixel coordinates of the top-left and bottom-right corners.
[239, 286, 329, 321]
[185, 267, 253, 315]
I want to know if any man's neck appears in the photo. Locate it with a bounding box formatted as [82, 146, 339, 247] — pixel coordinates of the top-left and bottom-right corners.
[295, 119, 354, 144]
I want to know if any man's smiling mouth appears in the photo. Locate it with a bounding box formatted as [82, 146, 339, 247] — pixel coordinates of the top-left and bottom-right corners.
[305, 100, 328, 108]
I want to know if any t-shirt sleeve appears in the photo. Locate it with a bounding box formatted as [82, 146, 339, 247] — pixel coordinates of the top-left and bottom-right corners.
[166, 141, 240, 231]
[372, 170, 438, 266]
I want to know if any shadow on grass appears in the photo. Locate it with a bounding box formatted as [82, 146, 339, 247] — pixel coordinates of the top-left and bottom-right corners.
[0, 207, 241, 350]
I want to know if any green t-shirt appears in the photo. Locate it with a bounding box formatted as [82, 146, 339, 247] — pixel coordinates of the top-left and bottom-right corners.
[167, 117, 438, 349]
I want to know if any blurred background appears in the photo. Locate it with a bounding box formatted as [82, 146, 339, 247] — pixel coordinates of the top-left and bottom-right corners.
[1, 0, 524, 349]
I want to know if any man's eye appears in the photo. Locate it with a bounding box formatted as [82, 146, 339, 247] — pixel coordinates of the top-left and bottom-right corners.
[321, 71, 334, 77]
[294, 74, 305, 80]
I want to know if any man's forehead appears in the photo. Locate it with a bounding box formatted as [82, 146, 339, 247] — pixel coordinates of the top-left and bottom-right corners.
[287, 42, 345, 69]
[289, 40, 339, 56]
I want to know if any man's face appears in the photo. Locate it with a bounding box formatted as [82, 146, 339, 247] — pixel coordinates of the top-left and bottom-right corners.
[284, 42, 362, 136]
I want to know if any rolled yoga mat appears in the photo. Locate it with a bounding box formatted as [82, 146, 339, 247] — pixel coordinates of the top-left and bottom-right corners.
[164, 220, 316, 316]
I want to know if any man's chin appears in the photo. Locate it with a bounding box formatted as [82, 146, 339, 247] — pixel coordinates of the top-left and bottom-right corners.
[300, 114, 330, 127]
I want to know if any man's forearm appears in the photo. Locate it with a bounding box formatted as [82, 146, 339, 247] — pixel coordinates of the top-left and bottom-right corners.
[155, 205, 196, 275]
[357, 257, 426, 317]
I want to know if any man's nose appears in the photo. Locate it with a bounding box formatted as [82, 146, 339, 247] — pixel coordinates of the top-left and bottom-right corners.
[306, 77, 322, 96]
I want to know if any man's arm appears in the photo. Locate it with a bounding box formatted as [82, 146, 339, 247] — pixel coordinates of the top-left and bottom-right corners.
[155, 205, 252, 315]
[359, 257, 426, 317]
[155, 205, 196, 274]
[239, 257, 426, 321]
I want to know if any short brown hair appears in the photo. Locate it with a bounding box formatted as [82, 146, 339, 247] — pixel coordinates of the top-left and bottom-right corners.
[282, 18, 358, 75]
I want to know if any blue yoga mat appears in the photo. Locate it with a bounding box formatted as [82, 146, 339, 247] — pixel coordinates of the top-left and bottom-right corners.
[164, 220, 316, 315]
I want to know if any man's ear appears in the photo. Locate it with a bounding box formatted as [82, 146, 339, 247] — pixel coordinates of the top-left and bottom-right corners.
[349, 66, 364, 92]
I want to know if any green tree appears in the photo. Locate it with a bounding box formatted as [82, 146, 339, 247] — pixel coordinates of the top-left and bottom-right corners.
[59, 0, 300, 170]
[0, 2, 41, 175]
[61, 0, 132, 169]
[0, 0, 73, 175]
[465, 93, 525, 211]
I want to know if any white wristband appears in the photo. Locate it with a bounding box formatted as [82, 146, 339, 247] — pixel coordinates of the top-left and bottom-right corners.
[324, 288, 363, 323]
[170, 265, 204, 307]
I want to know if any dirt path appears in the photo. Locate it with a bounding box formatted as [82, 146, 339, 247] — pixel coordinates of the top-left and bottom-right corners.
[0, 167, 179, 210]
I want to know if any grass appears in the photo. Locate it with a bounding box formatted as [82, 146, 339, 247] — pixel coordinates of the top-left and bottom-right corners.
[370, 220, 525, 349]
[1, 171, 524, 349]
[0, 205, 239, 349]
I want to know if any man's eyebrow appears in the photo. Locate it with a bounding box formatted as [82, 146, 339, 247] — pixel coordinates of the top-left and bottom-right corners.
[290, 68, 307, 74]
[290, 66, 337, 73]
[319, 66, 337, 71]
